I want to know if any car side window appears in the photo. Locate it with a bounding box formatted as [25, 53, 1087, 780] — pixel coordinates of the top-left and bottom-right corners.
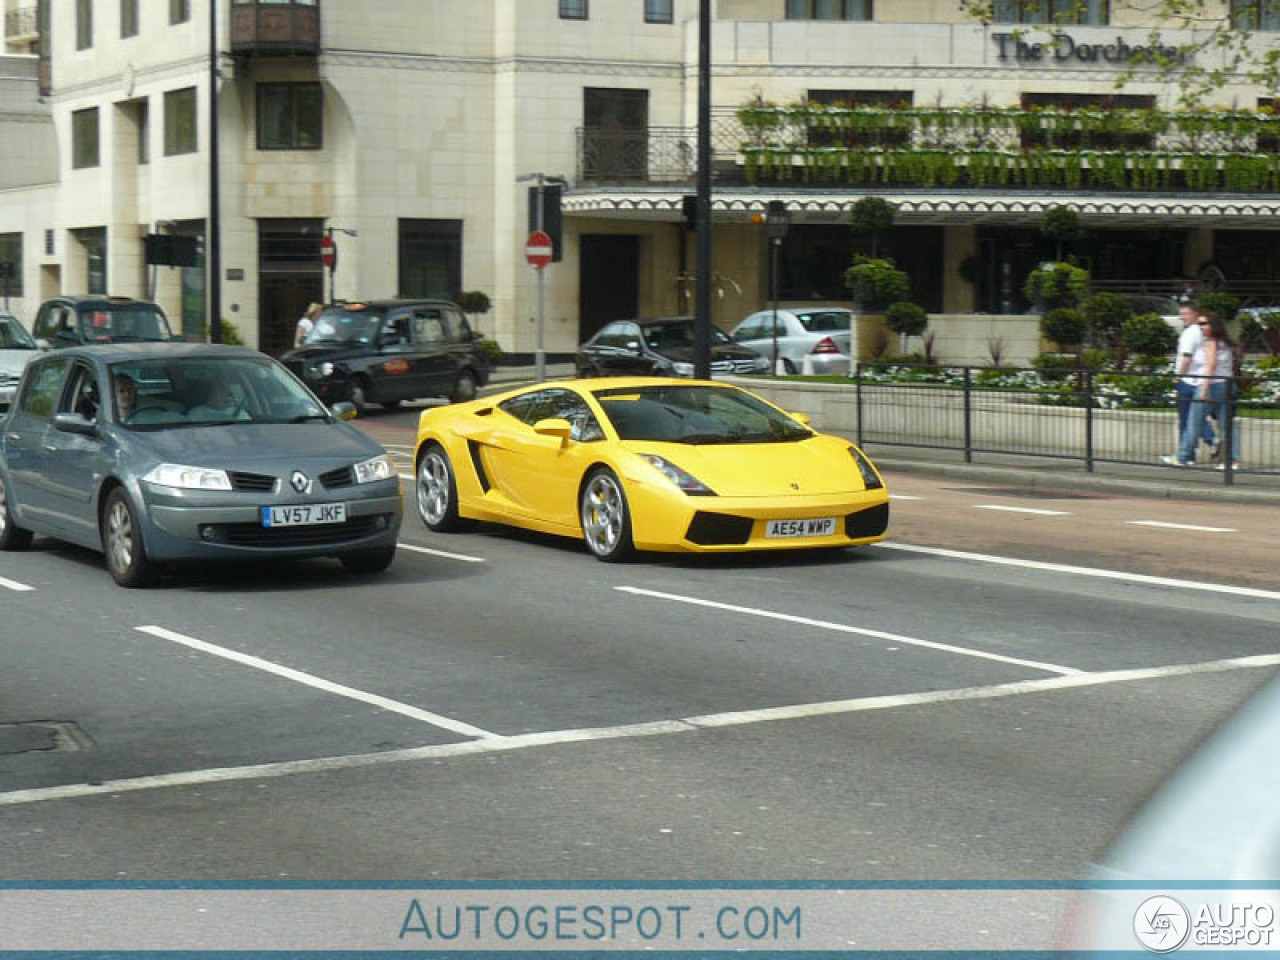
[618, 323, 642, 350]
[734, 319, 762, 340]
[411, 309, 446, 345]
[442, 306, 470, 343]
[384, 313, 412, 346]
[592, 323, 623, 348]
[497, 392, 540, 424]
[64, 364, 102, 421]
[547, 390, 604, 443]
[18, 358, 69, 420]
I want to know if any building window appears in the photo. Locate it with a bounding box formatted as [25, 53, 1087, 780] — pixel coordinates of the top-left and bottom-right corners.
[560, 0, 588, 20]
[992, 0, 1108, 24]
[1020, 92, 1154, 149]
[164, 87, 198, 156]
[256, 83, 323, 150]
[77, 227, 108, 295]
[71, 107, 99, 169]
[0, 234, 24, 298]
[1232, 1, 1280, 29]
[121, 0, 139, 37]
[785, 0, 872, 20]
[399, 220, 462, 301]
[75, 0, 92, 48]
[138, 100, 150, 164]
[808, 89, 912, 147]
[170, 0, 190, 25]
[645, 0, 673, 23]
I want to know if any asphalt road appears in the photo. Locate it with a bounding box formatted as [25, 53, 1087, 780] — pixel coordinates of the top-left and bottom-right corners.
[2, 404, 1277, 899]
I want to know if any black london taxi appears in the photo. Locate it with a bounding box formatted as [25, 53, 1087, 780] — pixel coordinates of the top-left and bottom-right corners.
[280, 299, 491, 414]
[32, 296, 179, 348]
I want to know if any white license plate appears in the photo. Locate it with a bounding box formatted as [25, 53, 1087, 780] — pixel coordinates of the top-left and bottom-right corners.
[766, 517, 836, 539]
[261, 503, 347, 528]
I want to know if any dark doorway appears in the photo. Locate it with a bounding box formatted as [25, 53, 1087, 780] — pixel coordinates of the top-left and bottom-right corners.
[582, 88, 649, 183]
[257, 218, 323, 356]
[579, 234, 640, 341]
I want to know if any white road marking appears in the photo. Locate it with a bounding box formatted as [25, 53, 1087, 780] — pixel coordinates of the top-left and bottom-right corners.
[890, 494, 924, 501]
[0, 575, 34, 592]
[397, 542, 487, 564]
[615, 586, 1081, 676]
[381, 443, 416, 451]
[1127, 520, 1238, 533]
[973, 505, 1071, 516]
[875, 542, 1280, 601]
[398, 473, 415, 481]
[136, 626, 497, 740]
[4, 652, 1278, 808]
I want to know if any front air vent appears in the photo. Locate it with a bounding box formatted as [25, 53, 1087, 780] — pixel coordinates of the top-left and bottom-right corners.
[845, 502, 890, 540]
[685, 511, 753, 546]
[319, 465, 354, 489]
[230, 471, 276, 493]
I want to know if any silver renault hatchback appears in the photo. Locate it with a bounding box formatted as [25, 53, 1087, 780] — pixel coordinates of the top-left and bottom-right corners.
[0, 343, 402, 587]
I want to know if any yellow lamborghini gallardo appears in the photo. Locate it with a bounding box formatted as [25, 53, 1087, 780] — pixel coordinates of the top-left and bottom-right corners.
[412, 377, 889, 561]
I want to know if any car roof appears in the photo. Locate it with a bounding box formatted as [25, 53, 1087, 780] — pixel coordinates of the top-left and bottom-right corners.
[38, 342, 261, 363]
[44, 295, 162, 307]
[324, 299, 457, 311]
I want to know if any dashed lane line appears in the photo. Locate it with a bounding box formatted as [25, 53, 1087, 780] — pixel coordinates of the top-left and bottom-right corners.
[1127, 520, 1239, 533]
[3, 652, 1278, 808]
[615, 586, 1082, 676]
[397, 542, 487, 564]
[0, 575, 34, 592]
[889, 494, 924, 501]
[136, 626, 497, 740]
[873, 542, 1280, 601]
[973, 505, 1071, 516]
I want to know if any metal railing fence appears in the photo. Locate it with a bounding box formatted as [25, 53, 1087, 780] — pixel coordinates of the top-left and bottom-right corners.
[854, 364, 1280, 485]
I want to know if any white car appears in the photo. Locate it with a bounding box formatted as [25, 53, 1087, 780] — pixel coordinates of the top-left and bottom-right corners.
[729, 308, 853, 375]
[0, 312, 39, 414]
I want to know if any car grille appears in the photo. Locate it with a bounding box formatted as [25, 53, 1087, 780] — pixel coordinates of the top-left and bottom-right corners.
[215, 514, 390, 548]
[685, 511, 754, 546]
[229, 471, 277, 493]
[319, 466, 354, 489]
[845, 502, 890, 540]
[710, 358, 760, 375]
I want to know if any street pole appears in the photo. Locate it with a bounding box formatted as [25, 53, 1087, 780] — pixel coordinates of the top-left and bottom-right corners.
[535, 175, 546, 382]
[693, 0, 712, 380]
[770, 237, 780, 372]
[208, 0, 221, 344]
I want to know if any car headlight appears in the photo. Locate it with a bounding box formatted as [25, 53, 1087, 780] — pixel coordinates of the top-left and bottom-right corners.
[670, 361, 695, 377]
[309, 361, 335, 378]
[143, 463, 232, 491]
[848, 446, 883, 491]
[638, 454, 716, 496]
[353, 454, 396, 484]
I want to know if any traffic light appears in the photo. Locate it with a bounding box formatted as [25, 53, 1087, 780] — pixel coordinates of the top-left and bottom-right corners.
[682, 194, 698, 232]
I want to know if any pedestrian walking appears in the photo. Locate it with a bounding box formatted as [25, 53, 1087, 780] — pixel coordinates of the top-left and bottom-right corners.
[1173, 298, 1216, 460]
[1162, 311, 1241, 469]
[294, 302, 322, 348]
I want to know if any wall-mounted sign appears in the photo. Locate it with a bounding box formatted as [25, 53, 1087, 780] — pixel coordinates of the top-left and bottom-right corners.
[993, 32, 1187, 67]
[226, 268, 244, 281]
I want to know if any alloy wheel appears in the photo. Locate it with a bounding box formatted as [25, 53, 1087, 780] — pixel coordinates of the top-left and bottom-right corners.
[0, 476, 8, 538]
[582, 473, 625, 556]
[106, 498, 135, 574]
[417, 451, 450, 526]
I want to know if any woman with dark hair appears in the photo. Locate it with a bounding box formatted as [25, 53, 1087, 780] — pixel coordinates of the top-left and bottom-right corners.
[1165, 312, 1241, 469]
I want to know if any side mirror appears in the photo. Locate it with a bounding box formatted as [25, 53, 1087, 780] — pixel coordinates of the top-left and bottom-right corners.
[52, 411, 99, 437]
[532, 417, 572, 440]
[624, 340, 641, 353]
[35, 338, 51, 351]
[789, 411, 812, 426]
[330, 401, 357, 421]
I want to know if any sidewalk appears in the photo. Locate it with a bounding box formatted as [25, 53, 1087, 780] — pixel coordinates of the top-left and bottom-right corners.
[480, 365, 1280, 505]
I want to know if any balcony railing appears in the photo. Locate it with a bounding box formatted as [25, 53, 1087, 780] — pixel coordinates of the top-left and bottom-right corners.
[574, 106, 1280, 194]
[230, 0, 319, 57]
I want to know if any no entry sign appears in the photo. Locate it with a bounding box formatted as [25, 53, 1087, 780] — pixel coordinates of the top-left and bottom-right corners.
[525, 230, 553, 269]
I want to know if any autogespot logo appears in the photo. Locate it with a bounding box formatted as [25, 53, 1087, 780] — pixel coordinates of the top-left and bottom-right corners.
[1134, 896, 1191, 953]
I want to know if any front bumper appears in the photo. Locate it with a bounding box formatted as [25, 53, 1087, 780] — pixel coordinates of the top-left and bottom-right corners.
[625, 483, 890, 554]
[139, 481, 403, 561]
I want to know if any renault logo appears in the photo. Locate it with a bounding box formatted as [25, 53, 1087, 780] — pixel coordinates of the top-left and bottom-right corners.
[290, 470, 312, 494]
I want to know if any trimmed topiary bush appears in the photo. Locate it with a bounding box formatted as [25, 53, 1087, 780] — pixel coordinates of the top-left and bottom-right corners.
[1083, 292, 1133, 348]
[1121, 312, 1178, 356]
[1040, 307, 1087, 350]
[884, 301, 928, 338]
[845, 256, 910, 312]
[1024, 261, 1089, 312]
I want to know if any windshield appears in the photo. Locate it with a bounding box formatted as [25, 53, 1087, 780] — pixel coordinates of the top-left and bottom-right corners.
[0, 316, 36, 350]
[640, 322, 731, 351]
[594, 384, 812, 444]
[109, 356, 329, 430]
[302, 308, 383, 346]
[77, 304, 174, 343]
[794, 310, 852, 333]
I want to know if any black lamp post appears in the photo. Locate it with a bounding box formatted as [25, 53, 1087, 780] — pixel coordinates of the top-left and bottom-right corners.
[208, 0, 221, 344]
[765, 200, 790, 372]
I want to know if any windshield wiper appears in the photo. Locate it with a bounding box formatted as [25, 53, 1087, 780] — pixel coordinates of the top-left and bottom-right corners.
[676, 432, 735, 445]
[286, 413, 330, 423]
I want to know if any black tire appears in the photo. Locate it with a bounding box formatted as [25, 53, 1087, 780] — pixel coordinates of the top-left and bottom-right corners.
[0, 473, 33, 551]
[380, 399, 401, 411]
[349, 378, 371, 417]
[340, 544, 396, 574]
[782, 358, 798, 374]
[450, 369, 477, 404]
[579, 467, 635, 562]
[416, 444, 470, 532]
[101, 488, 157, 588]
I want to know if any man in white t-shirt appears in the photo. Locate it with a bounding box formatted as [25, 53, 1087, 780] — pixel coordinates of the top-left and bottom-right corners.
[1175, 299, 1216, 458]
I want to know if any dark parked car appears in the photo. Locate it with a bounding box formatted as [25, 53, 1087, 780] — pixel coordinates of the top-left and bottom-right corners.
[0, 343, 403, 587]
[576, 316, 769, 379]
[31, 295, 178, 347]
[280, 299, 491, 414]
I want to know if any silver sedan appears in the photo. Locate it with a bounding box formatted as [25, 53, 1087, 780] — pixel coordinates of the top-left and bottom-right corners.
[0, 343, 402, 587]
[729, 308, 854, 375]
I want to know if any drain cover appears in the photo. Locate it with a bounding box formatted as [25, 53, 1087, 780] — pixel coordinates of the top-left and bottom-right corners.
[0, 722, 93, 755]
